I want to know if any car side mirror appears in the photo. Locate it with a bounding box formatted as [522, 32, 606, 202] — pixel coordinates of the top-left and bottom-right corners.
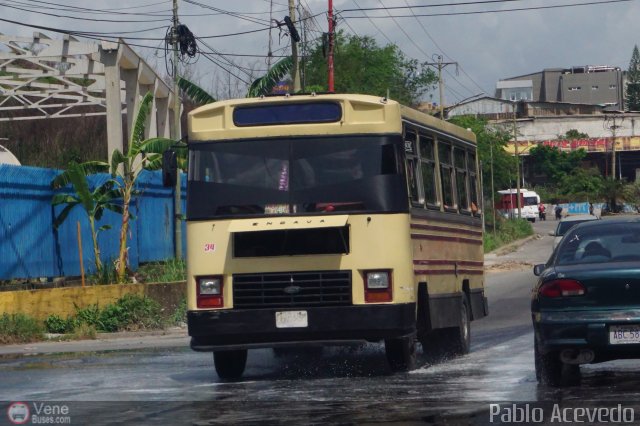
[533, 264, 545, 276]
[162, 150, 177, 187]
[548, 231, 555, 236]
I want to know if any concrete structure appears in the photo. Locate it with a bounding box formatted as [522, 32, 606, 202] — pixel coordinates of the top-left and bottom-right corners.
[446, 97, 640, 184]
[0, 33, 180, 159]
[0, 281, 185, 320]
[496, 66, 624, 109]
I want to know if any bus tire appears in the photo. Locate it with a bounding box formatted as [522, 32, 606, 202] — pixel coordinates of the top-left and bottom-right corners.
[385, 335, 417, 372]
[441, 295, 471, 356]
[214, 349, 248, 381]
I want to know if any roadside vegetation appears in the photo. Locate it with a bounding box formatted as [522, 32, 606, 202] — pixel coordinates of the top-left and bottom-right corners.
[0, 313, 44, 344]
[483, 218, 534, 253]
[0, 293, 187, 344]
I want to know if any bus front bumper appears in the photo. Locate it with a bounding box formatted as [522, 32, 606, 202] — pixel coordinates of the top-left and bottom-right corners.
[188, 303, 416, 351]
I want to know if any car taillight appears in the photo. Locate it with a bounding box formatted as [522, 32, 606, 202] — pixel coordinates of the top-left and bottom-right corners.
[197, 275, 223, 308]
[364, 270, 392, 303]
[539, 279, 586, 298]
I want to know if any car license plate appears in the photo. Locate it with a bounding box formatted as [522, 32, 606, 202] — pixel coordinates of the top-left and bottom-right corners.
[275, 311, 308, 328]
[609, 325, 640, 344]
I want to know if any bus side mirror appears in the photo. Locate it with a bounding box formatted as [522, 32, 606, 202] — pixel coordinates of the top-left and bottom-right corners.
[162, 150, 177, 187]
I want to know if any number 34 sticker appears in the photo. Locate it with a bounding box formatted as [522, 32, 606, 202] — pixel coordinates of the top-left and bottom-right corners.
[204, 243, 216, 252]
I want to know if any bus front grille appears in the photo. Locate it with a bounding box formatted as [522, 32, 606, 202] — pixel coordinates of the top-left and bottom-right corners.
[232, 270, 352, 309]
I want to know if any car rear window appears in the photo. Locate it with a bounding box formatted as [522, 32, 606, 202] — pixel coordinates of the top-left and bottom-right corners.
[556, 222, 640, 265]
[557, 219, 594, 236]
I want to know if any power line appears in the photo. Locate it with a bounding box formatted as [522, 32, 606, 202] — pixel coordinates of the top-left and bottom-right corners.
[341, 0, 635, 18]
[182, 0, 272, 26]
[400, 0, 485, 100]
[0, 2, 171, 23]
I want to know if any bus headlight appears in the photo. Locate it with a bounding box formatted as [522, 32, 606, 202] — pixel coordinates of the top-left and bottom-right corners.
[364, 270, 392, 303]
[197, 275, 223, 308]
[366, 271, 389, 289]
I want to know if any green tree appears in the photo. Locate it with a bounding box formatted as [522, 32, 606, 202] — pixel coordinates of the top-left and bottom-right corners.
[626, 45, 640, 112]
[448, 115, 517, 199]
[557, 167, 603, 201]
[304, 31, 437, 106]
[528, 145, 586, 185]
[599, 177, 636, 213]
[51, 162, 122, 273]
[563, 129, 589, 140]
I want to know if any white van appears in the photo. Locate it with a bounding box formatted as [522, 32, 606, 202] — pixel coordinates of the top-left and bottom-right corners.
[497, 189, 540, 222]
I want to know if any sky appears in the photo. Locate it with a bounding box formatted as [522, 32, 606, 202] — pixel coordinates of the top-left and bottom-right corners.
[1, 0, 639, 106]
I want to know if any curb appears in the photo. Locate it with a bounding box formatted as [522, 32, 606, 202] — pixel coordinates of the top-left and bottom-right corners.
[487, 233, 539, 256]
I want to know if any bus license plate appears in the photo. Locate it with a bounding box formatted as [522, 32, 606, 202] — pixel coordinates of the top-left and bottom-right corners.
[609, 325, 640, 344]
[275, 311, 308, 328]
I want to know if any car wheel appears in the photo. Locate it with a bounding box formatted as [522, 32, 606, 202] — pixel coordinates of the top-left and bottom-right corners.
[385, 335, 417, 372]
[214, 349, 248, 381]
[534, 340, 562, 386]
[440, 295, 471, 356]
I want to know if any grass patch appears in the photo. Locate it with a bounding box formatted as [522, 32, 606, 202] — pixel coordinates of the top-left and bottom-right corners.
[136, 258, 186, 283]
[98, 294, 163, 332]
[169, 298, 187, 326]
[0, 313, 44, 344]
[484, 218, 534, 253]
[42, 294, 165, 335]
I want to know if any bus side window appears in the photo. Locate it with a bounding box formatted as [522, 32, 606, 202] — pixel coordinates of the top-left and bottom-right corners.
[454, 147, 469, 212]
[469, 153, 480, 215]
[438, 140, 455, 211]
[404, 130, 422, 205]
[419, 134, 438, 207]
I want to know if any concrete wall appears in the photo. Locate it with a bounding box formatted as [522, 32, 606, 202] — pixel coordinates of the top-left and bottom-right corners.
[0, 281, 186, 320]
[512, 115, 640, 142]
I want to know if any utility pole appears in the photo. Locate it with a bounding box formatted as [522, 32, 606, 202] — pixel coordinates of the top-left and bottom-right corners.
[604, 113, 624, 179]
[267, 0, 274, 70]
[512, 102, 521, 219]
[490, 140, 496, 234]
[327, 0, 335, 92]
[425, 55, 457, 119]
[289, 0, 301, 92]
[171, 0, 182, 259]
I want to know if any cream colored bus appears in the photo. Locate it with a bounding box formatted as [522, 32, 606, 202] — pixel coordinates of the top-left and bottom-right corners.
[172, 93, 488, 380]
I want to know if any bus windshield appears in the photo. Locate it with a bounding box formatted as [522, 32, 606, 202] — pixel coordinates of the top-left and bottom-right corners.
[187, 135, 408, 219]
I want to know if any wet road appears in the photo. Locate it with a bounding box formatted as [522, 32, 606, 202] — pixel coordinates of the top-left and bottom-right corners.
[2, 218, 640, 424]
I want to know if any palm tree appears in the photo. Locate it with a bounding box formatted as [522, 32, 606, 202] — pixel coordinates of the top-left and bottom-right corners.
[51, 161, 120, 273]
[109, 91, 177, 282]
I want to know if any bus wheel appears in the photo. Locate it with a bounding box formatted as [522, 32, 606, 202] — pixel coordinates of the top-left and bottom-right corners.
[385, 335, 417, 372]
[214, 349, 248, 381]
[441, 296, 471, 356]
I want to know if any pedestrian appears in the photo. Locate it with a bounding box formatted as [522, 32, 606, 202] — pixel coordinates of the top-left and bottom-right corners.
[538, 203, 546, 221]
[555, 205, 562, 220]
[589, 202, 594, 216]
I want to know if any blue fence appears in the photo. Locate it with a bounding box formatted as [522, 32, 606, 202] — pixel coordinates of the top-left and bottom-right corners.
[0, 164, 186, 280]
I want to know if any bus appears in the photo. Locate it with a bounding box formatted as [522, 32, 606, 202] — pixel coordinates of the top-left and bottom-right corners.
[166, 93, 488, 379]
[496, 188, 540, 222]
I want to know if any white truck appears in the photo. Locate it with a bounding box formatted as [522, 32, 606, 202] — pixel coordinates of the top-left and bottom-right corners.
[496, 188, 540, 222]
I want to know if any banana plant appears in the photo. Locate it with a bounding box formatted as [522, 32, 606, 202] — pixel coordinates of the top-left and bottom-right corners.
[51, 161, 121, 273]
[178, 56, 294, 106]
[177, 76, 216, 105]
[109, 91, 177, 283]
[247, 56, 294, 98]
